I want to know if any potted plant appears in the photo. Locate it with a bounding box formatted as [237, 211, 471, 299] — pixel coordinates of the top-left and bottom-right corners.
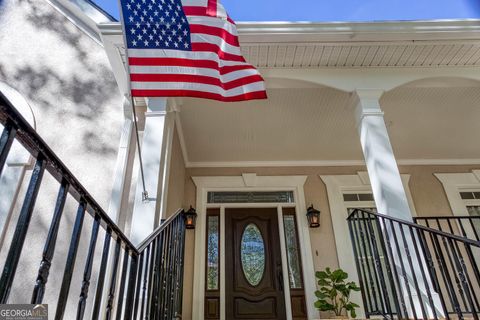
[314, 267, 361, 319]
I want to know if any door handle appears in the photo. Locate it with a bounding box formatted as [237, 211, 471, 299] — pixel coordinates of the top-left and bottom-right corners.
[277, 268, 284, 291]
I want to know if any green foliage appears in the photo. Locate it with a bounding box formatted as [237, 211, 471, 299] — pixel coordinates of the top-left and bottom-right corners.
[314, 267, 361, 318]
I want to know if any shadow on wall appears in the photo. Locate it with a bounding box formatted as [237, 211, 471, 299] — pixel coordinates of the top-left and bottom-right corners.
[1, 0, 121, 157]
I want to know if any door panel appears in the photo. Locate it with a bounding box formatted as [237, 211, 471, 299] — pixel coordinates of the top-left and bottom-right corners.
[225, 208, 286, 320]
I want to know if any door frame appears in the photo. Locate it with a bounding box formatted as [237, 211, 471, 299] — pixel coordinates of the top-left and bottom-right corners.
[191, 174, 316, 320]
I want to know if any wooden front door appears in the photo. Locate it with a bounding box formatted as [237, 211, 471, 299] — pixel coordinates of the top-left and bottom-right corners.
[225, 208, 286, 320]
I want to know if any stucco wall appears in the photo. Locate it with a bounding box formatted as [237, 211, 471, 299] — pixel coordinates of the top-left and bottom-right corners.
[0, 0, 123, 317]
[179, 164, 480, 318]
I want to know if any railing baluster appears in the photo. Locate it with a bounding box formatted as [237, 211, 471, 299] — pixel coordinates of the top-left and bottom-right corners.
[371, 215, 401, 318]
[176, 214, 186, 318]
[92, 229, 112, 320]
[139, 245, 151, 320]
[146, 239, 158, 320]
[55, 200, 87, 320]
[448, 238, 479, 319]
[169, 218, 179, 320]
[347, 213, 370, 317]
[76, 215, 101, 320]
[124, 253, 138, 320]
[105, 239, 121, 320]
[361, 211, 391, 316]
[431, 233, 463, 319]
[416, 228, 448, 318]
[398, 225, 427, 319]
[31, 180, 69, 304]
[115, 249, 130, 320]
[351, 211, 375, 315]
[158, 227, 168, 320]
[132, 253, 144, 320]
[165, 220, 177, 319]
[409, 226, 438, 319]
[0, 120, 17, 177]
[152, 235, 164, 320]
[446, 219, 480, 314]
[0, 156, 46, 303]
[389, 220, 418, 318]
[379, 217, 408, 318]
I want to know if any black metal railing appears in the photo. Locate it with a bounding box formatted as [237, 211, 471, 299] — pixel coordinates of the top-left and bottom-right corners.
[415, 216, 480, 242]
[348, 209, 480, 320]
[0, 92, 186, 319]
[135, 210, 186, 320]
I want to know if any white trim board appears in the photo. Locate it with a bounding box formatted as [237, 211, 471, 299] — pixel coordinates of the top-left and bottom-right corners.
[185, 159, 480, 168]
[191, 174, 316, 320]
[319, 172, 416, 319]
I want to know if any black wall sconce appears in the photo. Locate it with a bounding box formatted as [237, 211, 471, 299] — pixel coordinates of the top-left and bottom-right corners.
[184, 206, 197, 229]
[306, 204, 320, 228]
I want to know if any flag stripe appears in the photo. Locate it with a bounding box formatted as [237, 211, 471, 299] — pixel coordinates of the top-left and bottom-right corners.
[131, 89, 266, 101]
[190, 34, 241, 56]
[190, 24, 239, 46]
[191, 43, 245, 62]
[130, 73, 263, 90]
[130, 58, 258, 78]
[131, 80, 265, 96]
[128, 57, 255, 74]
[183, 6, 235, 24]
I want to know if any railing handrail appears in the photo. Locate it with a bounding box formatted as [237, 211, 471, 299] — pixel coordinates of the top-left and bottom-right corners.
[347, 208, 480, 247]
[415, 215, 480, 220]
[137, 208, 184, 252]
[0, 92, 139, 255]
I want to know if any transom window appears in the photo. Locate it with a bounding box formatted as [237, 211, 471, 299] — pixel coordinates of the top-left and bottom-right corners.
[207, 191, 294, 204]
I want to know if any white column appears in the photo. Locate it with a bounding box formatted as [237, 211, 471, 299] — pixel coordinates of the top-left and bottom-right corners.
[130, 97, 169, 245]
[106, 97, 133, 227]
[354, 89, 444, 318]
[354, 89, 412, 221]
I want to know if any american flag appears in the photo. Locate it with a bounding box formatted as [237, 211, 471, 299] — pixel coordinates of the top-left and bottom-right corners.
[120, 0, 267, 102]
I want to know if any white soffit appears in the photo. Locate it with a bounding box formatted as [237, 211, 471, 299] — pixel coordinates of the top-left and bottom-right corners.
[99, 20, 480, 69]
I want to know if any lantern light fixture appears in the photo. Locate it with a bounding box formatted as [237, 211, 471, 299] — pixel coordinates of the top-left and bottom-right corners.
[306, 204, 320, 228]
[184, 206, 197, 229]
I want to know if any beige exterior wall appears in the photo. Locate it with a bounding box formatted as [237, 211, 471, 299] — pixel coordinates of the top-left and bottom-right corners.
[179, 164, 480, 318]
[0, 1, 123, 317]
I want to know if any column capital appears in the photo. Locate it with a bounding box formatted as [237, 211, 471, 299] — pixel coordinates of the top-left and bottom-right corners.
[354, 88, 385, 122]
[146, 97, 167, 114]
[355, 88, 384, 102]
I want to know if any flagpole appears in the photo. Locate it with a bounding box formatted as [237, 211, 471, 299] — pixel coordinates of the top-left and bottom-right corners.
[117, 0, 149, 201]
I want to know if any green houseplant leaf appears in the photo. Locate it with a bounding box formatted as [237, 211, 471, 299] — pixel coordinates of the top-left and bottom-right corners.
[313, 268, 361, 318]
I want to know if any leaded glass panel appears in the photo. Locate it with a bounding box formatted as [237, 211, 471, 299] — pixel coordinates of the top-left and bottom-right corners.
[283, 215, 303, 289]
[207, 215, 219, 290]
[240, 223, 265, 286]
[207, 191, 294, 203]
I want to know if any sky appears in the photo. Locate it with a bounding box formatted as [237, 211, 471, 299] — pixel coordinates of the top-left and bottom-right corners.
[95, 0, 480, 22]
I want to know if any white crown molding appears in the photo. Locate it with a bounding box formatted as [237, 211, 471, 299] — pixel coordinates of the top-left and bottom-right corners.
[99, 20, 480, 43]
[185, 159, 480, 168]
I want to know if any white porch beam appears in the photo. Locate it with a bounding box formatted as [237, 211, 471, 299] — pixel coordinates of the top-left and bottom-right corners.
[129, 97, 173, 244]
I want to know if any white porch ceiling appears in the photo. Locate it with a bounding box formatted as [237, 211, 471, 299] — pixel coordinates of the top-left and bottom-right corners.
[179, 85, 480, 166]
